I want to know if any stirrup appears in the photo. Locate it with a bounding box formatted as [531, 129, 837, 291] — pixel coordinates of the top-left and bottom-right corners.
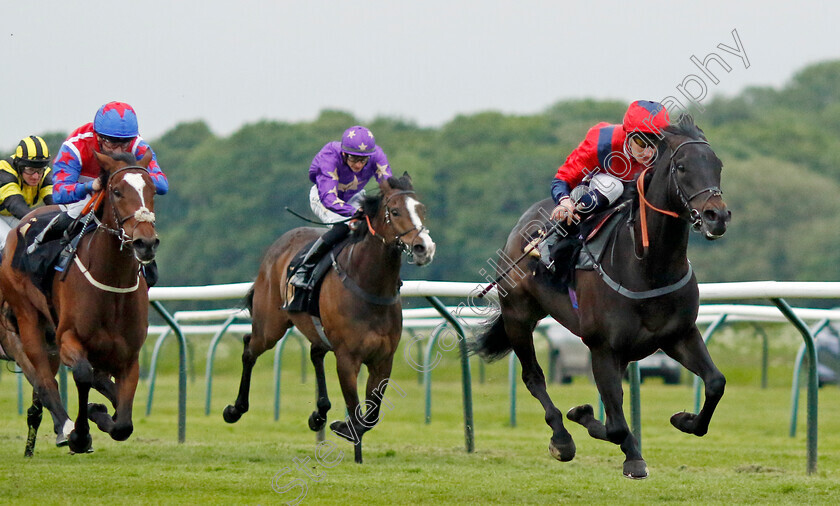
[289, 266, 314, 290]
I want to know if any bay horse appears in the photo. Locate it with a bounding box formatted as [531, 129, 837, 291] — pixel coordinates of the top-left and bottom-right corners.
[223, 173, 435, 463]
[473, 114, 731, 478]
[0, 150, 158, 455]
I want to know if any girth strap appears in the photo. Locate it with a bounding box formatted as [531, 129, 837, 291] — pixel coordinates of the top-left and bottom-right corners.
[581, 244, 693, 300]
[330, 252, 400, 306]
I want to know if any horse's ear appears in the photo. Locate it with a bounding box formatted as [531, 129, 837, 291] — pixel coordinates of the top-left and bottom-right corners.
[137, 149, 153, 169]
[677, 113, 695, 129]
[401, 171, 413, 188]
[93, 151, 116, 172]
[379, 177, 393, 193]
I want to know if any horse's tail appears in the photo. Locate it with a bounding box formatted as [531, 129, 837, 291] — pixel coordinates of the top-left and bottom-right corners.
[470, 313, 512, 362]
[243, 284, 255, 313]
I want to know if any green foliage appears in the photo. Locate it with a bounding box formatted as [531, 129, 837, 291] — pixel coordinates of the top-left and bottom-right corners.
[18, 60, 840, 287]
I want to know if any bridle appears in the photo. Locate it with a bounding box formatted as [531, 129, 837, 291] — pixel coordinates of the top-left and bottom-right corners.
[364, 189, 429, 258]
[636, 139, 723, 249]
[94, 165, 157, 250]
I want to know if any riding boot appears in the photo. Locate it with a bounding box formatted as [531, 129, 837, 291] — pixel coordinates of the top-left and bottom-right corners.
[26, 212, 76, 255]
[142, 261, 159, 288]
[289, 223, 350, 290]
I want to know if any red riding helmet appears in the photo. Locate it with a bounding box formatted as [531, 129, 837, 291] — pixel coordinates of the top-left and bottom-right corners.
[623, 100, 670, 135]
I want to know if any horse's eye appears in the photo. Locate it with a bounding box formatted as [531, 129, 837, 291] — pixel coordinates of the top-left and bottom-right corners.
[676, 164, 686, 172]
[390, 208, 400, 217]
[113, 189, 122, 198]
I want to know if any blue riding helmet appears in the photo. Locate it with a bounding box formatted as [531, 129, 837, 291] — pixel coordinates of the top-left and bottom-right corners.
[341, 126, 376, 156]
[93, 101, 139, 138]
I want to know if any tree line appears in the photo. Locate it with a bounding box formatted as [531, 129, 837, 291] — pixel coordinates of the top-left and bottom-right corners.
[14, 60, 840, 294]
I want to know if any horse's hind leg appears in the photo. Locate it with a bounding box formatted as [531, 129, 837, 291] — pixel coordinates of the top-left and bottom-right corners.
[662, 329, 726, 437]
[24, 393, 43, 457]
[224, 323, 292, 423]
[223, 333, 258, 423]
[505, 318, 576, 462]
[568, 348, 646, 478]
[307, 345, 331, 432]
[329, 352, 364, 463]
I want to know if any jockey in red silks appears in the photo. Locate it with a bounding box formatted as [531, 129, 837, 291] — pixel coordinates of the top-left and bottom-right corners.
[38, 101, 168, 285]
[530, 101, 671, 271]
[550, 100, 671, 224]
[289, 125, 394, 290]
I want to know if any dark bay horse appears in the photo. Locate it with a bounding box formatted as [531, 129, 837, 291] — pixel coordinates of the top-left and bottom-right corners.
[0, 151, 158, 455]
[223, 173, 435, 463]
[473, 115, 731, 478]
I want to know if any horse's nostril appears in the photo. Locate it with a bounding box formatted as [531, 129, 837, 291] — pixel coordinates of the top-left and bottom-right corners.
[413, 244, 426, 256]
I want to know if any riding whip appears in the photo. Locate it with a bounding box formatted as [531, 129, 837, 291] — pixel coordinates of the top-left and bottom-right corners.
[476, 218, 570, 298]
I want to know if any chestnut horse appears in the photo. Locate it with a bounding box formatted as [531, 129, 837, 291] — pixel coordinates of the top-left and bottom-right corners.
[0, 151, 158, 455]
[473, 115, 731, 478]
[223, 173, 435, 463]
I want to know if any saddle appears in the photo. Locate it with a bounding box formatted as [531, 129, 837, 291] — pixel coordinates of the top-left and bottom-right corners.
[542, 202, 630, 288]
[284, 239, 350, 316]
[10, 211, 95, 297]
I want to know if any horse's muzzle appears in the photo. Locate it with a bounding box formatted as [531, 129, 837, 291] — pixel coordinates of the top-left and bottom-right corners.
[411, 235, 436, 266]
[132, 236, 159, 263]
[698, 199, 731, 240]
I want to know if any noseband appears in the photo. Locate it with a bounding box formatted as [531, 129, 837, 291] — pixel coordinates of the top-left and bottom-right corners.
[95, 166, 157, 249]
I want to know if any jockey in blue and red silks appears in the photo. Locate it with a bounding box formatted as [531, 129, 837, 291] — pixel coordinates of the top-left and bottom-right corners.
[550, 100, 671, 224]
[44, 101, 168, 284]
[289, 125, 394, 290]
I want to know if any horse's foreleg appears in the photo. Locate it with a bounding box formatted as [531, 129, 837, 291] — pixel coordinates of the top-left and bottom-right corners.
[662, 329, 726, 437]
[357, 354, 397, 434]
[14, 318, 72, 448]
[104, 360, 140, 441]
[308, 346, 331, 432]
[329, 352, 363, 463]
[59, 331, 93, 454]
[571, 348, 646, 478]
[223, 333, 259, 423]
[506, 319, 576, 462]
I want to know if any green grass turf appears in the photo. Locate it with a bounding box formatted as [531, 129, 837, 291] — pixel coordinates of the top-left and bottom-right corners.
[1, 326, 839, 505]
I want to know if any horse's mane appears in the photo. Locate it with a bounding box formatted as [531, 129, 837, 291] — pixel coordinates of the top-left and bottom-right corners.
[352, 173, 415, 238]
[663, 113, 706, 141]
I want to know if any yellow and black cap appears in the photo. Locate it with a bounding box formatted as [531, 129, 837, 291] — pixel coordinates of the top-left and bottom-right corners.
[13, 136, 50, 168]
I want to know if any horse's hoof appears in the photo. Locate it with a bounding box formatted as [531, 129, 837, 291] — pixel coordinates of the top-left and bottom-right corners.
[223, 405, 243, 424]
[87, 403, 109, 416]
[68, 431, 92, 455]
[670, 411, 705, 436]
[566, 404, 594, 424]
[623, 459, 648, 479]
[330, 421, 358, 444]
[308, 412, 327, 432]
[548, 435, 576, 462]
[56, 419, 74, 447]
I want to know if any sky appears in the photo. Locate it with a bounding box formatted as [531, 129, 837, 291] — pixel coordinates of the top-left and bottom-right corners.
[3, 1, 838, 145]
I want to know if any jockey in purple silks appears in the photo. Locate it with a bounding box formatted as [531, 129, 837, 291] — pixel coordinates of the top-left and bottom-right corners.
[289, 125, 394, 290]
